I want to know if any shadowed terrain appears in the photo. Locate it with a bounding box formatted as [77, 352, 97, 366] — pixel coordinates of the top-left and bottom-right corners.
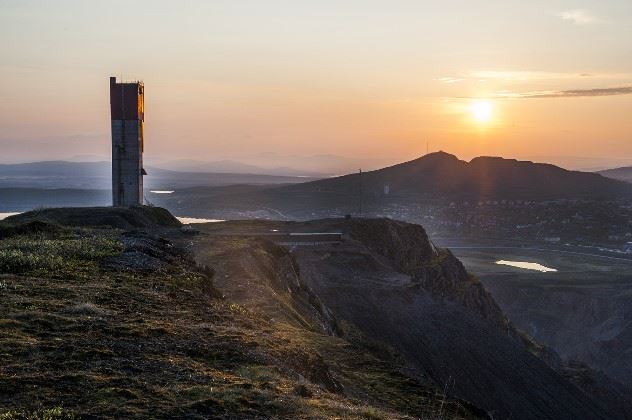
[0, 208, 486, 419]
[192, 218, 629, 419]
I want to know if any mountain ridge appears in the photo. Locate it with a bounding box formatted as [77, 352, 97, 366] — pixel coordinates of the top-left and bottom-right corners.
[280, 151, 632, 201]
[599, 166, 632, 183]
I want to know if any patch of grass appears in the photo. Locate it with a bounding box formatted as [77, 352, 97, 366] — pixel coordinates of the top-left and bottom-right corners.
[0, 407, 75, 420]
[184, 385, 292, 417]
[0, 233, 123, 277]
[0, 248, 66, 274]
[235, 365, 281, 384]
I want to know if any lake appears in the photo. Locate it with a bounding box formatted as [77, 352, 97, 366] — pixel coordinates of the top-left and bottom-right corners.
[1, 212, 223, 225]
[495, 260, 557, 272]
[0, 213, 20, 221]
[176, 217, 225, 224]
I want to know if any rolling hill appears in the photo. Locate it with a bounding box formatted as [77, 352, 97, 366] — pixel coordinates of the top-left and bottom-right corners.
[138, 152, 632, 221]
[599, 166, 632, 183]
[281, 151, 632, 201]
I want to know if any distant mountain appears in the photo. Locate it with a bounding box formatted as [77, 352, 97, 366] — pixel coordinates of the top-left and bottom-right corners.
[0, 160, 110, 176]
[0, 161, 111, 189]
[598, 166, 632, 183]
[281, 151, 632, 201]
[68, 154, 110, 162]
[154, 159, 327, 177]
[222, 152, 389, 175]
[0, 161, 319, 190]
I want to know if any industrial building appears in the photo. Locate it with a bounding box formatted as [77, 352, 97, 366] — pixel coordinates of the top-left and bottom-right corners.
[110, 76, 146, 207]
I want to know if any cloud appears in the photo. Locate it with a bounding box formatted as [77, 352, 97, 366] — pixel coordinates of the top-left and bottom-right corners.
[492, 86, 632, 99]
[469, 70, 613, 82]
[437, 77, 464, 84]
[558, 9, 600, 25]
[436, 70, 627, 85]
[471, 70, 572, 81]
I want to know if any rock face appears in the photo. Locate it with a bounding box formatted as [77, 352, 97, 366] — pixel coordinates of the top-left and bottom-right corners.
[346, 219, 511, 333]
[277, 218, 615, 419]
[482, 274, 632, 395]
[186, 228, 488, 418]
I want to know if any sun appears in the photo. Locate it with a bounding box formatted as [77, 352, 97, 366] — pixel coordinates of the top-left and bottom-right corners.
[470, 100, 493, 123]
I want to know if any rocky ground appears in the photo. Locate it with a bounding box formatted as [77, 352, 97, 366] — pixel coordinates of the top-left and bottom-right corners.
[452, 247, 632, 392]
[0, 208, 483, 419]
[193, 218, 632, 420]
[2, 207, 631, 419]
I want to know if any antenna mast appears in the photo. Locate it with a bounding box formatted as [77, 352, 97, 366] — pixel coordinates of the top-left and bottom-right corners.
[359, 168, 363, 217]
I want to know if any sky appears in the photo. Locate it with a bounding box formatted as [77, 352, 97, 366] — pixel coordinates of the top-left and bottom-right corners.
[1, 0, 631, 170]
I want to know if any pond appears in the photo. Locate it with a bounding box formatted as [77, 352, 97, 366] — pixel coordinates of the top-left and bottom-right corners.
[1, 212, 223, 225]
[176, 217, 225, 224]
[495, 260, 557, 272]
[0, 213, 20, 220]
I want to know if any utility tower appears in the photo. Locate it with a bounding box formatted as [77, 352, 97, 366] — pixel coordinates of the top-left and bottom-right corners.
[110, 76, 146, 207]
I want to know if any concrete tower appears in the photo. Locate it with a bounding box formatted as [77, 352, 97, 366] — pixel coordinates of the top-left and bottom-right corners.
[110, 76, 146, 207]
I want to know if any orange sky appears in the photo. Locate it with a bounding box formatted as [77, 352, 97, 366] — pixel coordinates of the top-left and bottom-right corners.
[1, 1, 631, 170]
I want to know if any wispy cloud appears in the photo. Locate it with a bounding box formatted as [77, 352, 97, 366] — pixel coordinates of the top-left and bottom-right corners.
[469, 70, 610, 82]
[435, 70, 627, 86]
[471, 70, 576, 82]
[437, 77, 464, 84]
[558, 9, 600, 25]
[492, 86, 632, 99]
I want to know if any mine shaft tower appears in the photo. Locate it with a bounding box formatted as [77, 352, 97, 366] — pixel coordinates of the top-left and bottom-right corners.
[110, 76, 146, 207]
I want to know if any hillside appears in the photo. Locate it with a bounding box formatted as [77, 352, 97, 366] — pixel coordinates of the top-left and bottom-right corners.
[156, 158, 327, 177]
[0, 209, 486, 419]
[141, 153, 632, 222]
[4, 206, 181, 230]
[599, 166, 632, 183]
[281, 152, 632, 201]
[1, 208, 629, 418]
[194, 219, 626, 419]
[460, 246, 632, 389]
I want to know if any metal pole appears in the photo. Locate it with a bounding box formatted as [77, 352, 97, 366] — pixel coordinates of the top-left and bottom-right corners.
[359, 168, 363, 217]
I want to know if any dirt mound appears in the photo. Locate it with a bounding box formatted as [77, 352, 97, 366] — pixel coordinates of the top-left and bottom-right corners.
[0, 220, 64, 239]
[5, 206, 181, 230]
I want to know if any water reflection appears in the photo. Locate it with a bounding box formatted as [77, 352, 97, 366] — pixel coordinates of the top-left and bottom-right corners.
[1, 212, 223, 226]
[496, 260, 557, 272]
[0, 212, 20, 220]
[176, 217, 225, 224]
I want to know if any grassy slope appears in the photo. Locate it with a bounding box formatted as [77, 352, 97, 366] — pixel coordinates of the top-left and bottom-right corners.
[0, 222, 481, 419]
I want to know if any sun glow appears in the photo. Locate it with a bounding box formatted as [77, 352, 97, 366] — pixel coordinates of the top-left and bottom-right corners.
[470, 100, 493, 123]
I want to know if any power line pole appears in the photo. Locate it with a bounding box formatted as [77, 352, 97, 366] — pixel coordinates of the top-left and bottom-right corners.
[359, 168, 363, 217]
